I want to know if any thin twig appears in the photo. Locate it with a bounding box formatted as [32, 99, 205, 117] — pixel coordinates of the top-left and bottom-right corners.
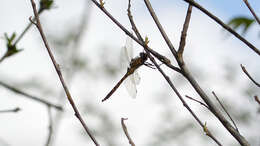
[143, 1, 249, 145]
[178, 4, 192, 57]
[0, 81, 63, 111]
[121, 118, 135, 146]
[47, 2, 93, 146]
[127, 1, 222, 145]
[0, 107, 21, 113]
[45, 106, 53, 146]
[143, 0, 177, 57]
[241, 64, 260, 87]
[29, 1, 99, 145]
[185, 95, 209, 109]
[254, 96, 260, 105]
[13, 19, 34, 46]
[212, 91, 239, 133]
[183, 0, 260, 56]
[242, 0, 260, 25]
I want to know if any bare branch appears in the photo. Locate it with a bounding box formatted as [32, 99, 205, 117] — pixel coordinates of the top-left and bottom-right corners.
[0, 81, 63, 111]
[242, 0, 260, 25]
[178, 4, 192, 57]
[0, 107, 21, 113]
[185, 95, 209, 109]
[143, 0, 177, 57]
[254, 96, 260, 105]
[181, 65, 249, 146]
[141, 1, 248, 144]
[241, 64, 260, 87]
[91, 0, 222, 145]
[183, 0, 260, 56]
[212, 91, 239, 133]
[121, 118, 136, 146]
[45, 106, 53, 146]
[29, 0, 99, 145]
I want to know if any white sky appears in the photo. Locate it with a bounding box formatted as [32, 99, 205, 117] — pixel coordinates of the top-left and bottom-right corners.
[0, 0, 259, 146]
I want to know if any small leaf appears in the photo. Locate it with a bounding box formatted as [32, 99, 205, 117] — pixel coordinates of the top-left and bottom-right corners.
[227, 16, 255, 35]
[39, 0, 53, 12]
[99, 0, 105, 8]
[1, 32, 23, 61]
[144, 36, 149, 45]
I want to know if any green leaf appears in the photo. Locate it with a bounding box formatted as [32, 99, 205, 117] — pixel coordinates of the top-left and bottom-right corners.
[39, 0, 54, 12]
[1, 32, 23, 61]
[227, 16, 255, 35]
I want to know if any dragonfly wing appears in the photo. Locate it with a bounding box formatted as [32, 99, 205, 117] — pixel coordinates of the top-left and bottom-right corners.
[133, 71, 141, 85]
[120, 36, 133, 68]
[125, 36, 133, 60]
[120, 47, 130, 68]
[124, 74, 137, 98]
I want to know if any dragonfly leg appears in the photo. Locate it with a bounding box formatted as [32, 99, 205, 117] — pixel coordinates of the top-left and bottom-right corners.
[144, 62, 156, 69]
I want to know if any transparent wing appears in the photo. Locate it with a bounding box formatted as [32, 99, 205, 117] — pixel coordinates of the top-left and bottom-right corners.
[124, 74, 137, 98]
[121, 36, 140, 98]
[125, 36, 133, 60]
[133, 71, 141, 85]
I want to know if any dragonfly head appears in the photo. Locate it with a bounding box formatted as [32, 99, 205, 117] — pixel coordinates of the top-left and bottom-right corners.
[139, 52, 148, 61]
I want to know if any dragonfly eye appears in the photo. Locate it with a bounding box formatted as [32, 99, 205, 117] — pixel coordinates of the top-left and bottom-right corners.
[140, 52, 148, 59]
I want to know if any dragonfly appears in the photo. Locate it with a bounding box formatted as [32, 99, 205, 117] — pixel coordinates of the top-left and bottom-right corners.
[102, 36, 149, 102]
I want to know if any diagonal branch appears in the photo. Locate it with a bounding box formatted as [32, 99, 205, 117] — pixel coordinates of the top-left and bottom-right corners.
[143, 0, 177, 57]
[0, 107, 21, 113]
[212, 91, 239, 133]
[183, 0, 260, 56]
[143, 1, 250, 145]
[178, 4, 192, 57]
[242, 0, 260, 25]
[121, 118, 136, 146]
[127, 1, 222, 145]
[254, 96, 260, 105]
[0, 81, 63, 111]
[185, 95, 209, 109]
[29, 0, 99, 145]
[241, 64, 260, 87]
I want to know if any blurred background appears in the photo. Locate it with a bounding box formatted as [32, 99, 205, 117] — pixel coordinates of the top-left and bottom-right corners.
[0, 0, 259, 146]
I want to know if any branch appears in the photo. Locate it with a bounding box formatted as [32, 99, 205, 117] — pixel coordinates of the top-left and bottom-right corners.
[183, 0, 260, 56]
[181, 65, 249, 146]
[0, 107, 21, 113]
[242, 0, 260, 25]
[143, 0, 177, 57]
[29, 1, 99, 145]
[178, 4, 192, 58]
[212, 91, 239, 133]
[127, 1, 222, 145]
[0, 81, 63, 111]
[121, 118, 136, 146]
[142, 1, 249, 145]
[241, 64, 260, 87]
[254, 96, 260, 105]
[185, 95, 209, 109]
[45, 106, 53, 146]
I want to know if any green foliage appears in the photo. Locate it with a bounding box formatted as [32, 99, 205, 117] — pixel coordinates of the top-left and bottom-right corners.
[227, 16, 255, 35]
[0, 33, 23, 62]
[39, 0, 54, 13]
